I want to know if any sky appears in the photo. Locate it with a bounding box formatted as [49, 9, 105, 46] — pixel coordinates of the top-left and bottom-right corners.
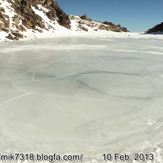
[57, 0, 163, 32]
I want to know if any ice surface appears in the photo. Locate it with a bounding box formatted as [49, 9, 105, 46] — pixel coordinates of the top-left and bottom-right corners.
[0, 35, 163, 162]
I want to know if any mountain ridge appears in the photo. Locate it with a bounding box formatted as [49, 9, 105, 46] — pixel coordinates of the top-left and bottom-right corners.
[146, 22, 163, 33]
[0, 0, 129, 41]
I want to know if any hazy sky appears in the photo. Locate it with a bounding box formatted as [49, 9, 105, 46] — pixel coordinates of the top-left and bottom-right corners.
[57, 0, 163, 32]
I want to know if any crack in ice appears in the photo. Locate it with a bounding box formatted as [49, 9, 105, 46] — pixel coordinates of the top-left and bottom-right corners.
[12, 81, 27, 92]
[28, 52, 72, 72]
[0, 92, 33, 107]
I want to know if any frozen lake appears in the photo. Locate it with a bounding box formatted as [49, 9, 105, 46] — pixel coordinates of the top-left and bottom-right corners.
[0, 35, 163, 162]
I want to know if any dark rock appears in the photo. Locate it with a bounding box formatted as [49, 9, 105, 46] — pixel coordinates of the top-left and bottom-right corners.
[13, 16, 20, 24]
[16, 24, 26, 32]
[78, 24, 88, 31]
[103, 21, 114, 26]
[0, 7, 5, 13]
[121, 27, 128, 32]
[59, 14, 71, 29]
[99, 25, 106, 30]
[6, 33, 14, 40]
[11, 31, 24, 40]
[54, 2, 71, 29]
[0, 23, 5, 31]
[80, 14, 92, 21]
[146, 22, 163, 33]
[22, 20, 33, 29]
[6, 30, 23, 40]
[99, 22, 129, 32]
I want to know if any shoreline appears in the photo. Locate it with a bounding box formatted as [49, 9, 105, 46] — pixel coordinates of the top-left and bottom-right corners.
[1, 31, 163, 43]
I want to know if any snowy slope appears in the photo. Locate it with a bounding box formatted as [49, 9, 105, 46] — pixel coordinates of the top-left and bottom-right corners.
[69, 15, 128, 32]
[0, 0, 129, 42]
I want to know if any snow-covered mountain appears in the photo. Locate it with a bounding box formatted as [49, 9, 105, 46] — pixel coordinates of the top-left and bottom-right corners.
[0, 0, 129, 41]
[70, 14, 128, 33]
[146, 22, 163, 33]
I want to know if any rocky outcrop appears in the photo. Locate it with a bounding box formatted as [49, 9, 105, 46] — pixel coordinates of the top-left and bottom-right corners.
[0, 0, 129, 41]
[70, 15, 129, 32]
[53, 2, 71, 29]
[100, 21, 128, 32]
[78, 23, 88, 32]
[103, 21, 128, 32]
[13, 0, 70, 29]
[0, 9, 10, 32]
[0, 0, 71, 40]
[6, 30, 24, 40]
[80, 14, 92, 21]
[146, 22, 163, 33]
